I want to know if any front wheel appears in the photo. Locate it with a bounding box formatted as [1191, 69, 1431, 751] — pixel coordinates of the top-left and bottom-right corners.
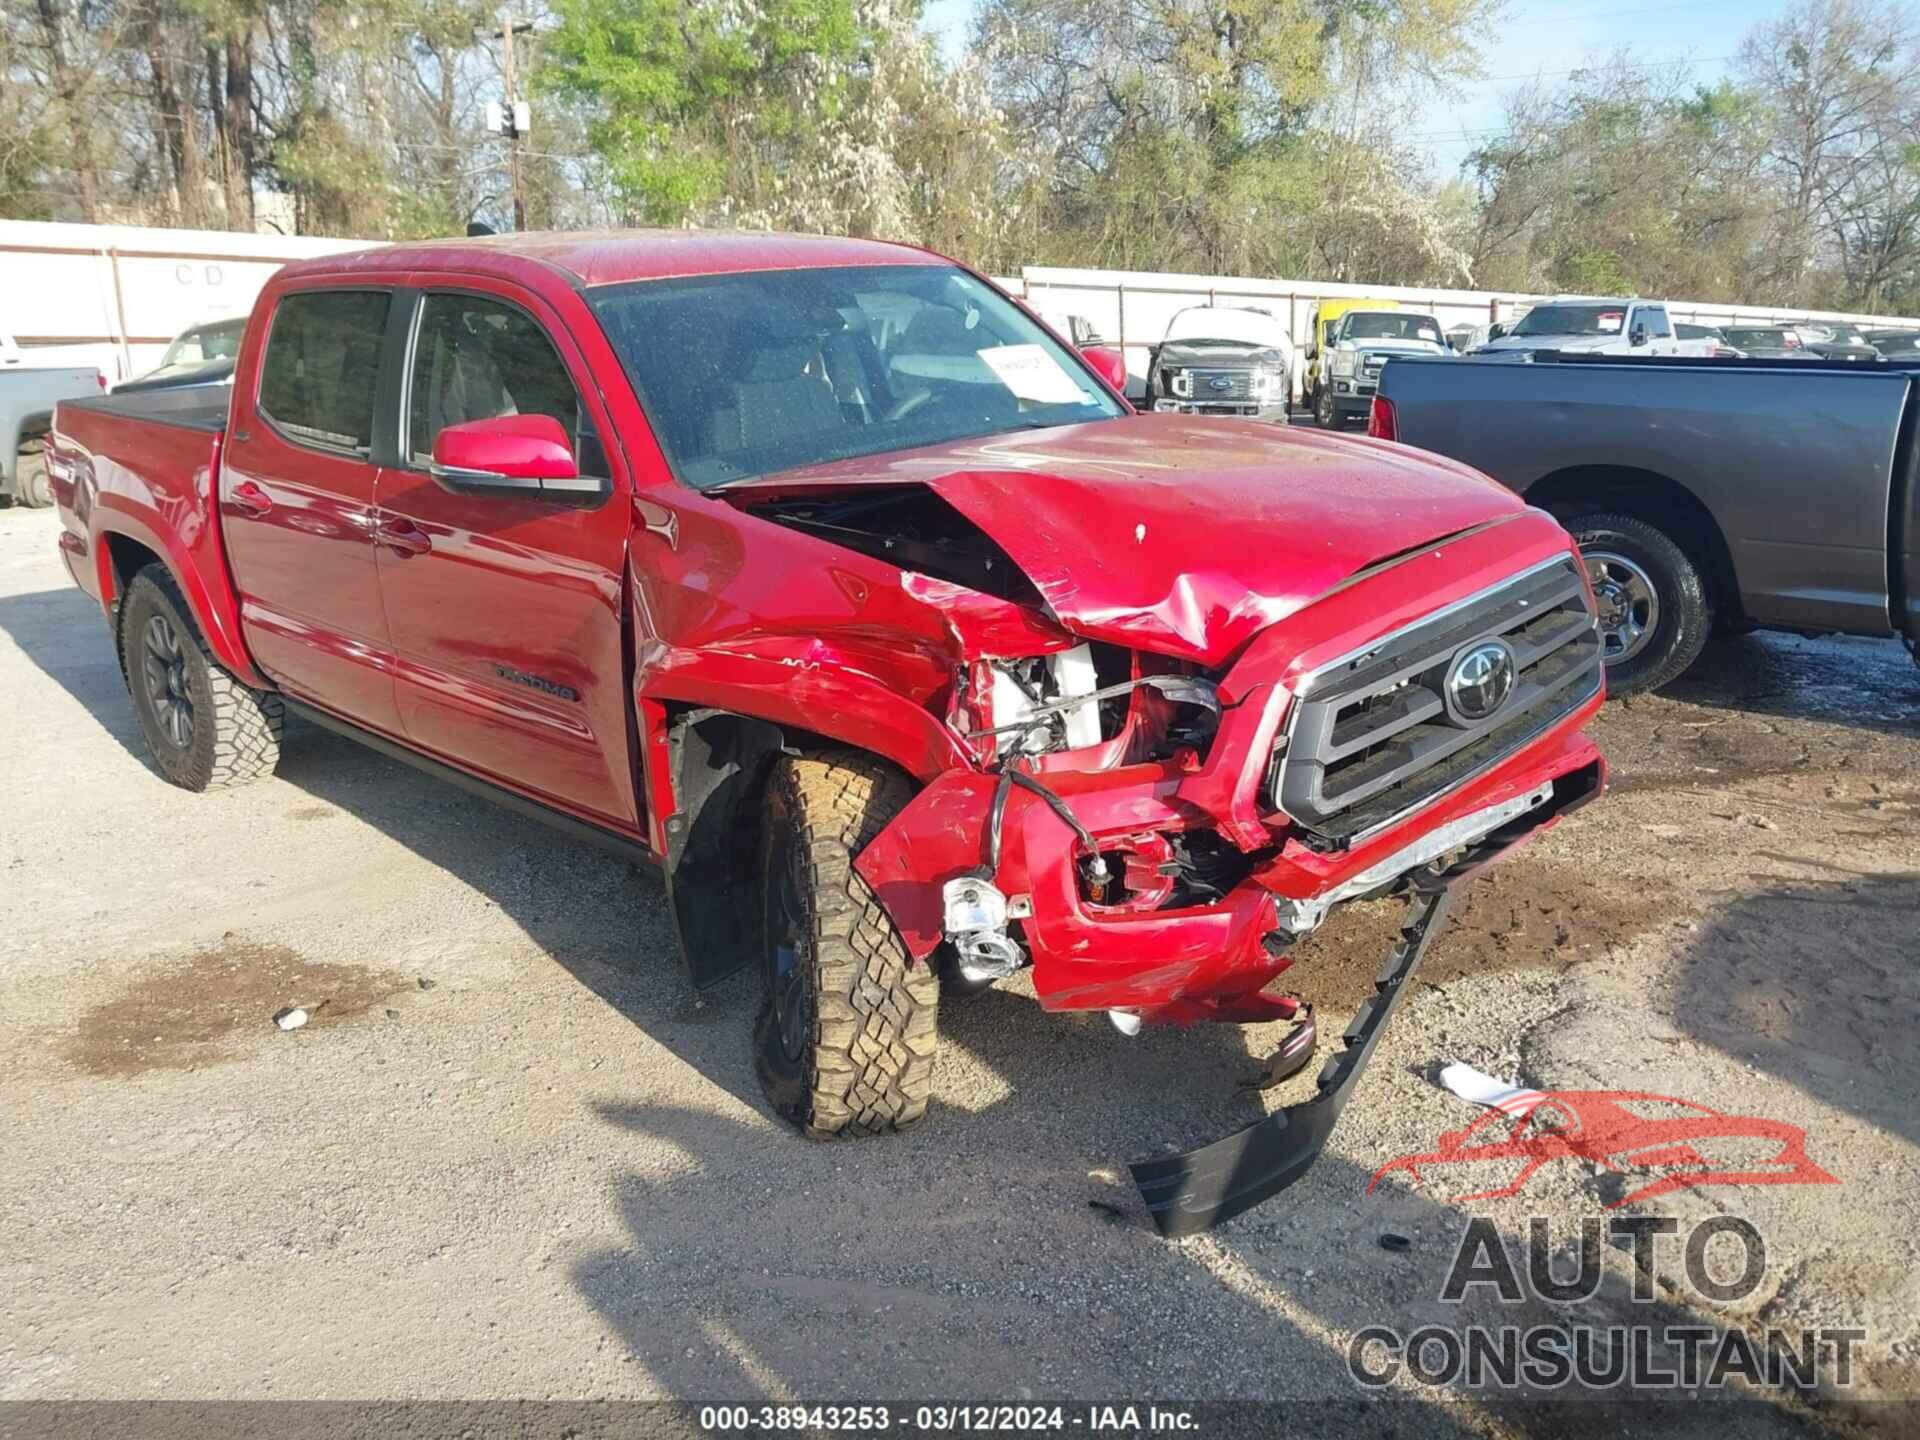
[1565, 512, 1715, 696]
[755, 751, 939, 1138]
[119, 568, 283, 791]
[1314, 385, 1338, 428]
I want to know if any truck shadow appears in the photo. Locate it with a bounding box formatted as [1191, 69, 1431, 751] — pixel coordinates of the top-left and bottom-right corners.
[1667, 868, 1920, 1152]
[571, 1103, 1828, 1431]
[0, 582, 148, 758]
[1662, 631, 1919, 738]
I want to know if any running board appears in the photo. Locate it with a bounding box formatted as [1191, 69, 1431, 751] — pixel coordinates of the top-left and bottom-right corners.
[1129, 884, 1455, 1237]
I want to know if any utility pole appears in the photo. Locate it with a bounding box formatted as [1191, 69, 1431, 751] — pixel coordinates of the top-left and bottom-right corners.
[487, 13, 532, 230]
[501, 14, 524, 231]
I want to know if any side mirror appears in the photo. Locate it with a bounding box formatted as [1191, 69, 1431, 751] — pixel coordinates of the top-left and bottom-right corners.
[429, 415, 601, 502]
[1488, 323, 1508, 340]
[1079, 344, 1129, 395]
[1629, 325, 1648, 348]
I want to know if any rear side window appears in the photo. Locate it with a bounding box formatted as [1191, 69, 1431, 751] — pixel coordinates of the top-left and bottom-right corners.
[258, 290, 391, 454]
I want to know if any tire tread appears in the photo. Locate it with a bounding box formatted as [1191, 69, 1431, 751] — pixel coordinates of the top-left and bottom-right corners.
[764, 751, 938, 1138]
[120, 567, 282, 791]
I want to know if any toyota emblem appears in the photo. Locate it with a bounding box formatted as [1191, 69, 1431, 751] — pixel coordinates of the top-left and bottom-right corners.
[1446, 640, 1516, 722]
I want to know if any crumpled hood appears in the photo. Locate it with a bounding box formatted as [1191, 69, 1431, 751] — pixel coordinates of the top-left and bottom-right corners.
[726, 415, 1524, 667]
[1157, 340, 1283, 362]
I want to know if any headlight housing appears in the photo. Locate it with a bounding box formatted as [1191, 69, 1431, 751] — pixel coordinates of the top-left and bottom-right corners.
[1332, 350, 1356, 377]
[1169, 369, 1192, 399]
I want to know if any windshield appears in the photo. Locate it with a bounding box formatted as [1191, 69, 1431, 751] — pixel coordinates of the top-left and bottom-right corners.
[1162, 306, 1289, 348]
[159, 319, 245, 369]
[1345, 313, 1442, 344]
[588, 265, 1123, 489]
[1510, 304, 1630, 337]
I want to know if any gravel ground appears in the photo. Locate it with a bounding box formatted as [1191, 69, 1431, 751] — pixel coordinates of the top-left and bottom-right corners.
[1, 502, 1917, 1435]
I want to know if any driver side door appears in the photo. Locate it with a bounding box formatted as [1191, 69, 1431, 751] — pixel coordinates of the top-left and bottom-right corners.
[371, 282, 642, 833]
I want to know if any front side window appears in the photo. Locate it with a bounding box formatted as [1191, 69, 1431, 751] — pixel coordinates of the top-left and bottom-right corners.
[1636, 307, 1672, 338]
[258, 290, 391, 454]
[407, 293, 597, 471]
[587, 264, 1123, 489]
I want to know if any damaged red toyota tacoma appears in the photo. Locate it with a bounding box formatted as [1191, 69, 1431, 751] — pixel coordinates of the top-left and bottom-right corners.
[48, 233, 1605, 1234]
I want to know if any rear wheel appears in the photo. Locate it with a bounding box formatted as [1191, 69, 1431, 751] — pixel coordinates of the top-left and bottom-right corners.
[119, 568, 283, 791]
[11, 446, 52, 508]
[754, 751, 939, 1138]
[1565, 512, 1714, 695]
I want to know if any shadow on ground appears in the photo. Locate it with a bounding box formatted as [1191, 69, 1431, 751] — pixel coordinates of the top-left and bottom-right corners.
[1664, 631, 1919, 738]
[1669, 869, 1920, 1152]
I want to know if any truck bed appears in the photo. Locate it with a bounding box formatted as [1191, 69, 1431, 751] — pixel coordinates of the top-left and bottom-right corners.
[61, 384, 229, 435]
[1377, 353, 1918, 641]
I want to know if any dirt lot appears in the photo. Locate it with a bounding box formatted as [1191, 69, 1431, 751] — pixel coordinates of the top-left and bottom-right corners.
[2, 501, 1916, 1434]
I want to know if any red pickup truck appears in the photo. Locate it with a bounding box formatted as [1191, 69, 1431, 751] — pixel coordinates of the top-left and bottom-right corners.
[48, 232, 1605, 1234]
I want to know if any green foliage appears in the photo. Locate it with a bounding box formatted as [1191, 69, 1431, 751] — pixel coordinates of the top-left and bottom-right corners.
[540, 0, 862, 222]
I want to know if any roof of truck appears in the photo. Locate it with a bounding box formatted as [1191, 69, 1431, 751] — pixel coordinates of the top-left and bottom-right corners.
[273, 229, 944, 290]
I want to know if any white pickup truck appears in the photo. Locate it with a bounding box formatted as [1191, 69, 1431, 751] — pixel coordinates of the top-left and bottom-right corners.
[2, 336, 104, 508]
[1312, 309, 1450, 427]
[1474, 296, 1684, 359]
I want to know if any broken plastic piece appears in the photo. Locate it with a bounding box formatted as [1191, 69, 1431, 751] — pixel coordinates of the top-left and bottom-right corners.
[1246, 1004, 1317, 1090]
[1438, 1061, 1546, 1117]
[1129, 884, 1455, 1237]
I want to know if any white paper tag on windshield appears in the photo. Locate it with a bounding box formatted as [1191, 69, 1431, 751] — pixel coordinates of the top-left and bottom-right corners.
[976, 343, 1087, 405]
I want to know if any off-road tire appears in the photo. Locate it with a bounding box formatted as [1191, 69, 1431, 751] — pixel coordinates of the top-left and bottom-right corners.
[119, 567, 283, 791]
[1565, 511, 1714, 696]
[11, 446, 52, 508]
[754, 751, 939, 1138]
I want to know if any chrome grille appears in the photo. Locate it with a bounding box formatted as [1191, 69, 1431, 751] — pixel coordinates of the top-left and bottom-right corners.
[1188, 368, 1253, 400]
[1274, 554, 1601, 846]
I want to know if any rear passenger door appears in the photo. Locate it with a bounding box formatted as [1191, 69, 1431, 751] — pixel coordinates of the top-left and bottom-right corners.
[221, 285, 402, 733]
[371, 284, 641, 832]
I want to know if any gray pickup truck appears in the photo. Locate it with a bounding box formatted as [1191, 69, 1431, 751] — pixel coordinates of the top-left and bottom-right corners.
[1374, 353, 1919, 693]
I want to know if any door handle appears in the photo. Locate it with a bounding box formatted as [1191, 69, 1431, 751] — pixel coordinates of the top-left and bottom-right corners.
[230, 481, 272, 517]
[375, 517, 433, 558]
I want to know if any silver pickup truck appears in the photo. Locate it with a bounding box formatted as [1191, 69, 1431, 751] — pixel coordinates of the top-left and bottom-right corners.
[2, 338, 103, 508]
[1374, 353, 1920, 693]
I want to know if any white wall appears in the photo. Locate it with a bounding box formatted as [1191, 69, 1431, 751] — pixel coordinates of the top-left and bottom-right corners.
[0, 220, 363, 380]
[8, 219, 1919, 391]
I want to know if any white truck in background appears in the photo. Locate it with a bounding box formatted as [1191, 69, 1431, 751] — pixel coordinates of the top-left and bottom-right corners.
[2, 335, 104, 508]
[1473, 296, 1684, 358]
